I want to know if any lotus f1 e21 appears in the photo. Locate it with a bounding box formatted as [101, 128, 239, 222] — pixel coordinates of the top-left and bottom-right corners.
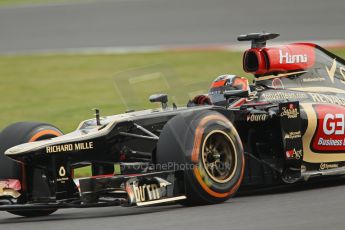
[1, 33, 345, 217]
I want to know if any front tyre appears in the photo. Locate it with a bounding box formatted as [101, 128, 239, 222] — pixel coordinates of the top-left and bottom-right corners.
[0, 122, 63, 217]
[156, 110, 245, 205]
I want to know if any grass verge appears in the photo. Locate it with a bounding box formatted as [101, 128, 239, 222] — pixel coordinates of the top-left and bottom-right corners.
[1, 48, 344, 177]
[0, 50, 249, 132]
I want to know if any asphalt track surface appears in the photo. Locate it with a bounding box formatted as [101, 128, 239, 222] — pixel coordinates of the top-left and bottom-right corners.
[1, 179, 345, 230]
[1, 0, 345, 229]
[0, 0, 344, 54]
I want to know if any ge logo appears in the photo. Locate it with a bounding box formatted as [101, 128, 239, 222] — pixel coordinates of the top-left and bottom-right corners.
[59, 166, 66, 177]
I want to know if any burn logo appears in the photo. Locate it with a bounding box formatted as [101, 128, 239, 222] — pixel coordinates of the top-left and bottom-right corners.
[280, 104, 299, 119]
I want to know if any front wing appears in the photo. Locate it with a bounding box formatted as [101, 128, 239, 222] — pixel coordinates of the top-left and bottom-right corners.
[0, 170, 186, 211]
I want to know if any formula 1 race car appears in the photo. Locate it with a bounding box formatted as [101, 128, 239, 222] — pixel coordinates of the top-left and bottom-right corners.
[1, 32, 345, 217]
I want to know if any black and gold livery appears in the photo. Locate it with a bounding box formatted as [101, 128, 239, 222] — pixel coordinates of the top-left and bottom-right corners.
[1, 32, 345, 217]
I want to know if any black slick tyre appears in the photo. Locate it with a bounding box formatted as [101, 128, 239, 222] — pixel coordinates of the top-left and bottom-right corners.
[0, 122, 63, 217]
[156, 110, 245, 205]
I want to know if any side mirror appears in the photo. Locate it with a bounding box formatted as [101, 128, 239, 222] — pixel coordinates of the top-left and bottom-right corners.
[224, 90, 249, 99]
[149, 94, 168, 109]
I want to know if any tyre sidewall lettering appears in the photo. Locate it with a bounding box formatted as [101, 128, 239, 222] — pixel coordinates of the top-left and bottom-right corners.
[187, 112, 244, 199]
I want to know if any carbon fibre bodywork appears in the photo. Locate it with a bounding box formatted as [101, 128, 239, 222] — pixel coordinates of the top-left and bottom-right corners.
[1, 33, 345, 212]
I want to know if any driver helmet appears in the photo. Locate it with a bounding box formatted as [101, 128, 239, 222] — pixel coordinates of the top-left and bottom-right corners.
[208, 74, 249, 106]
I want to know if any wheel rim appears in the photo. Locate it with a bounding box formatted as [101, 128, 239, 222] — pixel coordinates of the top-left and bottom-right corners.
[201, 130, 237, 184]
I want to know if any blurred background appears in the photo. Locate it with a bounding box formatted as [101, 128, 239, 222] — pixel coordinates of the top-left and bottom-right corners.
[1, 0, 345, 228]
[0, 0, 344, 133]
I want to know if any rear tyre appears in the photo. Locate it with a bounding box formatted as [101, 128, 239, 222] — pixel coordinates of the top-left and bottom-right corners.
[0, 122, 63, 217]
[156, 110, 245, 205]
